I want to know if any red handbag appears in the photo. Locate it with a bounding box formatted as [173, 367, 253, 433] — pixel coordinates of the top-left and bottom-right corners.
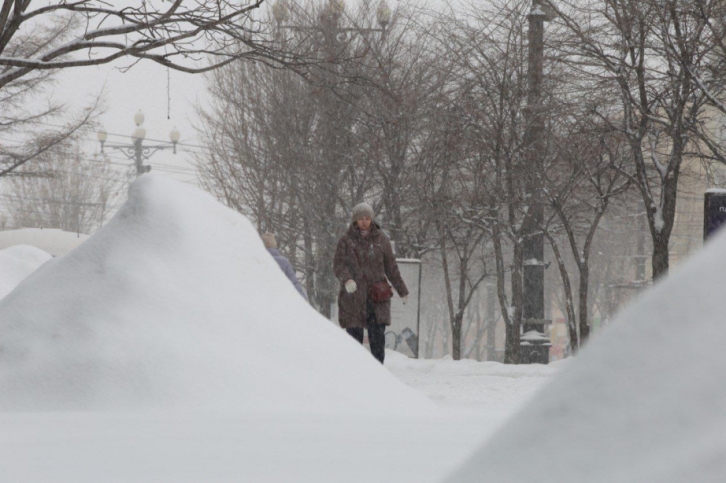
[368, 280, 394, 303]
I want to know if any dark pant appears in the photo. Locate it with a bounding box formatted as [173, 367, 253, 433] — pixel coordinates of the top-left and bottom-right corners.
[346, 302, 386, 363]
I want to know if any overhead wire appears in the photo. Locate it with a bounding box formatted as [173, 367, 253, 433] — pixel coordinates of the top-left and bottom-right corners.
[4, 119, 202, 144]
[0, 120, 210, 156]
[0, 147, 200, 176]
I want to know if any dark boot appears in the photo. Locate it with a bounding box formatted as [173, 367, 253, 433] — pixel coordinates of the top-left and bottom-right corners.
[346, 327, 364, 344]
[368, 323, 386, 364]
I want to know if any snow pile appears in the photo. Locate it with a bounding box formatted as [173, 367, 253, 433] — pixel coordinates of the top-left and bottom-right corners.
[0, 175, 431, 414]
[446, 231, 726, 482]
[0, 228, 88, 256]
[0, 245, 52, 299]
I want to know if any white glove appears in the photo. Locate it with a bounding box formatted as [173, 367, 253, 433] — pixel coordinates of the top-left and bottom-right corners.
[345, 280, 357, 294]
[403, 295, 409, 305]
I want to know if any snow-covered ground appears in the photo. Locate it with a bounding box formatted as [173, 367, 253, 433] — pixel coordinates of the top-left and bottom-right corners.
[2, 175, 725, 482]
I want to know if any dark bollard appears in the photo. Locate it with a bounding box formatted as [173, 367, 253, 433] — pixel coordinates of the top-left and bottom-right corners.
[704, 190, 726, 241]
[520, 330, 551, 364]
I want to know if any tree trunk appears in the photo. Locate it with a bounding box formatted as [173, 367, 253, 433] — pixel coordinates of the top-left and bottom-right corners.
[386, 157, 405, 255]
[440, 230, 458, 359]
[314, 195, 339, 319]
[303, 216, 316, 310]
[485, 284, 497, 361]
[464, 292, 486, 360]
[452, 313, 463, 360]
[315, 236, 335, 319]
[649, 164, 679, 281]
[545, 231, 579, 353]
[504, 243, 523, 364]
[453, 260, 470, 360]
[651, 233, 670, 281]
[578, 264, 591, 345]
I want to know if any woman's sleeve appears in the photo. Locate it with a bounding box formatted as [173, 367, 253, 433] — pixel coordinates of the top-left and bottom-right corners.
[383, 237, 409, 297]
[333, 236, 353, 283]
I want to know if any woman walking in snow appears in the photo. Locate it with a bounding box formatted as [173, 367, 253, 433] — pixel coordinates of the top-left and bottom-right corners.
[333, 203, 409, 364]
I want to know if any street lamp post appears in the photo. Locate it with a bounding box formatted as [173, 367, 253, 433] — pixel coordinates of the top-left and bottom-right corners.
[97, 110, 180, 177]
[520, 0, 552, 364]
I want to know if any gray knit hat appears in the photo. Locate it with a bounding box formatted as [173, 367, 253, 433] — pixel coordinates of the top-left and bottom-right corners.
[351, 202, 375, 222]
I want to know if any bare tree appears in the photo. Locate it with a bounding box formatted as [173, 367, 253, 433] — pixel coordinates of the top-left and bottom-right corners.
[0, 1, 297, 178]
[551, 0, 725, 279]
[416, 101, 490, 360]
[429, 0, 641, 361]
[432, 0, 533, 364]
[197, 1, 431, 316]
[539, 118, 630, 352]
[0, 1, 288, 81]
[350, 9, 444, 257]
[681, 1, 726, 116]
[4, 139, 127, 234]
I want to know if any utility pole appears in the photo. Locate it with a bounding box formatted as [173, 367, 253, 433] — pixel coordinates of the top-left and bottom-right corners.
[520, 0, 551, 364]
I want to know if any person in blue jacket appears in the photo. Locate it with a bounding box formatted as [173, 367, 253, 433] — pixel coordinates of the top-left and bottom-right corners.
[261, 233, 308, 301]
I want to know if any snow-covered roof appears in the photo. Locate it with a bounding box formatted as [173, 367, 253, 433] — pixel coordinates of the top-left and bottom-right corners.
[0, 228, 88, 257]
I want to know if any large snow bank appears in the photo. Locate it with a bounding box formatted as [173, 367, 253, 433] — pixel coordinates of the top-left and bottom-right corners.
[0, 175, 431, 414]
[0, 245, 52, 299]
[0, 228, 88, 256]
[446, 230, 726, 481]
